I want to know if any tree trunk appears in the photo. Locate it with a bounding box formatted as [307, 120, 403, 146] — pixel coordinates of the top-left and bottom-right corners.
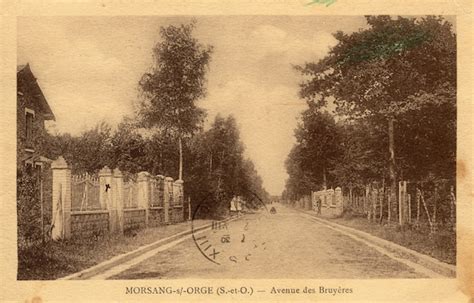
[416, 187, 421, 227]
[349, 186, 353, 210]
[379, 181, 384, 224]
[322, 165, 327, 190]
[178, 136, 183, 180]
[433, 184, 438, 233]
[388, 117, 397, 223]
[420, 189, 433, 232]
[388, 187, 391, 222]
[449, 185, 456, 231]
[209, 152, 213, 173]
[160, 149, 163, 172]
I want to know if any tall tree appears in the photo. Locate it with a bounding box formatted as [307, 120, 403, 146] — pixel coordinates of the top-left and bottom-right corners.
[296, 16, 456, 211]
[294, 107, 342, 189]
[185, 114, 269, 218]
[284, 107, 342, 199]
[331, 118, 387, 186]
[139, 21, 213, 180]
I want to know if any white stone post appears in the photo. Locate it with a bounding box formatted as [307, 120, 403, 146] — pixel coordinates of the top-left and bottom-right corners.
[187, 196, 192, 221]
[99, 166, 113, 232]
[99, 166, 112, 210]
[335, 187, 343, 216]
[51, 156, 71, 240]
[173, 179, 184, 205]
[174, 179, 184, 221]
[137, 171, 150, 227]
[164, 177, 174, 224]
[372, 186, 378, 222]
[157, 175, 165, 207]
[113, 168, 124, 234]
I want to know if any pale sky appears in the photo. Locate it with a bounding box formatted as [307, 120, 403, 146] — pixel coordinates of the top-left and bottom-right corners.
[18, 16, 369, 195]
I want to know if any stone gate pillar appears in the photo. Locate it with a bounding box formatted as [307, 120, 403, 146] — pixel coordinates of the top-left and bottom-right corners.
[99, 166, 112, 210]
[174, 179, 184, 222]
[113, 168, 124, 233]
[99, 166, 114, 232]
[163, 177, 174, 224]
[137, 171, 150, 227]
[156, 175, 165, 207]
[51, 156, 72, 240]
[398, 181, 408, 226]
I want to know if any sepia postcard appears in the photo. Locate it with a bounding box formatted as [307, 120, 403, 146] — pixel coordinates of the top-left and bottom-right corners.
[0, 0, 473, 302]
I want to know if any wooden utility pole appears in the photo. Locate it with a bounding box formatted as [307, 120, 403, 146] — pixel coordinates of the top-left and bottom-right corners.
[178, 136, 183, 180]
[388, 117, 397, 223]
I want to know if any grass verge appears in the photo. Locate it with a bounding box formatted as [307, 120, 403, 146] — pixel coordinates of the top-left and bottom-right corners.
[18, 219, 211, 280]
[327, 212, 456, 265]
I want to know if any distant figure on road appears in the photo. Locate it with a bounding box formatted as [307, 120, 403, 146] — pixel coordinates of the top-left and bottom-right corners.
[316, 198, 322, 215]
[270, 207, 277, 214]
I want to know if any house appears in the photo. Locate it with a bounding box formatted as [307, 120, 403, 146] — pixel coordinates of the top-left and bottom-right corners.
[17, 63, 55, 170]
[17, 63, 56, 244]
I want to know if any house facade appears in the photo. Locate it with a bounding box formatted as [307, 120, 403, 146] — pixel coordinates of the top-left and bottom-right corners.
[17, 63, 55, 169]
[17, 64, 56, 244]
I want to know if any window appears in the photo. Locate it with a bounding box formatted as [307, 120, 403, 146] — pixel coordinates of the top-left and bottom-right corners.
[25, 108, 35, 148]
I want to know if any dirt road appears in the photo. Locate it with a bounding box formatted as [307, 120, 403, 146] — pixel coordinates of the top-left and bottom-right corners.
[107, 204, 425, 279]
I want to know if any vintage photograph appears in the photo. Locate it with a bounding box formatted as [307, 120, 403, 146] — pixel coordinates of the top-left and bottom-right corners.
[16, 15, 456, 281]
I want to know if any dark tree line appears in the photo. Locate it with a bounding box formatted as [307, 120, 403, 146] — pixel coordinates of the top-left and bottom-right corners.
[41, 114, 269, 218]
[284, 16, 456, 201]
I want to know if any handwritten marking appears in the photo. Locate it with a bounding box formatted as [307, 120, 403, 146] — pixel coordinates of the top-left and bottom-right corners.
[306, 0, 336, 7]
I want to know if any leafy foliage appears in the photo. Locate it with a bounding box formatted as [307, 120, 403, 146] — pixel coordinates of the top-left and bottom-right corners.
[185, 115, 270, 218]
[297, 16, 455, 119]
[138, 21, 213, 180]
[17, 167, 42, 247]
[138, 21, 212, 135]
[41, 114, 269, 219]
[284, 108, 342, 199]
[286, 15, 456, 198]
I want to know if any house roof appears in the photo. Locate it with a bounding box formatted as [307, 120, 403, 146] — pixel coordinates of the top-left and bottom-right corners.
[20, 153, 53, 164]
[17, 64, 27, 72]
[17, 63, 55, 121]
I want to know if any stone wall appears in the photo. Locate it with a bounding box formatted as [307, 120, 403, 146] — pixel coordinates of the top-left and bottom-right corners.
[123, 209, 146, 231]
[148, 208, 165, 227]
[71, 211, 109, 238]
[169, 206, 184, 223]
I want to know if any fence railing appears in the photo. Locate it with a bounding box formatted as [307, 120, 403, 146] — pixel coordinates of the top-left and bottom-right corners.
[51, 156, 185, 240]
[286, 179, 455, 234]
[342, 179, 455, 233]
[123, 179, 139, 209]
[71, 173, 102, 211]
